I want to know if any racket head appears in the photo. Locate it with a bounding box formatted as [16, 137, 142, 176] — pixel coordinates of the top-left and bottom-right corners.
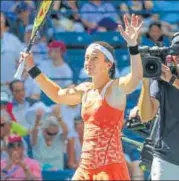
[31, 0, 54, 39]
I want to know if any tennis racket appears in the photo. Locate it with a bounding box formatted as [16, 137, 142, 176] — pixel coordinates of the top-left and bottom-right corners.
[14, 0, 54, 80]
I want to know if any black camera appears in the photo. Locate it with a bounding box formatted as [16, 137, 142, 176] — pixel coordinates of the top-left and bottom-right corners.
[139, 44, 179, 78]
[139, 137, 154, 172]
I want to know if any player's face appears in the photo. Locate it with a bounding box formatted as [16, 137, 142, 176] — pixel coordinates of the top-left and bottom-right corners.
[84, 49, 112, 77]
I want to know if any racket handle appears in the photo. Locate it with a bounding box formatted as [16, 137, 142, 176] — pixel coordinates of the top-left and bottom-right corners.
[14, 46, 30, 80]
[14, 60, 25, 80]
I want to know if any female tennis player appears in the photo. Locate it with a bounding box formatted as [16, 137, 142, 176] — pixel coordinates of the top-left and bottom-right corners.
[21, 14, 143, 180]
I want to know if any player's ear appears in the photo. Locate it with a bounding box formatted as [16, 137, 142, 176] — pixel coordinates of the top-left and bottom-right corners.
[107, 62, 113, 69]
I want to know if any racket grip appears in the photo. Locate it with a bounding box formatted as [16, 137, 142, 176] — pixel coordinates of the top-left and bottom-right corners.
[14, 60, 25, 80]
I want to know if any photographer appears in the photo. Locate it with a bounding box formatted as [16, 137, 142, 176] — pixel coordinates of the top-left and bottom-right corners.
[138, 32, 179, 180]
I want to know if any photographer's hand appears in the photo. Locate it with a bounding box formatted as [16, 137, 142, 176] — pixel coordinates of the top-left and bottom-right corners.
[160, 64, 172, 82]
[161, 64, 179, 89]
[129, 106, 139, 120]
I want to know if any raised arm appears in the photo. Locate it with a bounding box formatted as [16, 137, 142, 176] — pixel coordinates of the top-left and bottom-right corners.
[118, 14, 143, 94]
[31, 108, 44, 146]
[138, 79, 160, 122]
[22, 53, 90, 105]
[52, 105, 68, 139]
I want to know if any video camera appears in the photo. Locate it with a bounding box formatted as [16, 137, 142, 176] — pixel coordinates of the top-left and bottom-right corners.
[139, 44, 179, 78]
[125, 113, 159, 173]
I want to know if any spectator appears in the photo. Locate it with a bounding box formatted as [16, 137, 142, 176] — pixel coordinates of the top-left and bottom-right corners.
[119, 0, 156, 34]
[1, 110, 10, 160]
[53, 0, 80, 21]
[66, 116, 84, 170]
[140, 22, 170, 46]
[0, 108, 29, 138]
[60, 84, 81, 133]
[51, 11, 84, 33]
[23, 0, 36, 11]
[1, 135, 42, 180]
[52, 1, 84, 32]
[1, 91, 33, 136]
[61, 104, 81, 140]
[40, 40, 73, 87]
[0, 91, 16, 122]
[57, 84, 81, 169]
[74, 116, 84, 163]
[31, 106, 68, 171]
[0, 0, 17, 13]
[80, 0, 120, 32]
[120, 0, 153, 18]
[10, 2, 33, 42]
[10, 1, 54, 41]
[0, 110, 29, 159]
[1, 12, 23, 93]
[1, 110, 11, 140]
[52, 104, 79, 169]
[153, 1, 179, 24]
[9, 80, 42, 129]
[22, 69, 41, 100]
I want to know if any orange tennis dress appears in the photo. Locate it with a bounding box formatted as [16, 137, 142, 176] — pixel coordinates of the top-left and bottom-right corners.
[72, 80, 131, 180]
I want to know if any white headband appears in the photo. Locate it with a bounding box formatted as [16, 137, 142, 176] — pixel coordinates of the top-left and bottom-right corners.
[86, 43, 114, 63]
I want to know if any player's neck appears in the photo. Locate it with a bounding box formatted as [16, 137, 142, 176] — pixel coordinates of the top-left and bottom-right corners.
[92, 75, 110, 90]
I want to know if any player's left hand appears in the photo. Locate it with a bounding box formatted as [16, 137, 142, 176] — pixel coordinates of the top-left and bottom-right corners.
[118, 14, 143, 46]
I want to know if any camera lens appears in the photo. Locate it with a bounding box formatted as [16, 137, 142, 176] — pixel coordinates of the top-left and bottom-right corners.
[142, 55, 162, 78]
[145, 61, 158, 73]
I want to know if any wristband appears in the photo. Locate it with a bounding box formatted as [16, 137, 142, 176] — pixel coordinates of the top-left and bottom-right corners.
[28, 66, 41, 79]
[169, 75, 177, 85]
[128, 45, 139, 55]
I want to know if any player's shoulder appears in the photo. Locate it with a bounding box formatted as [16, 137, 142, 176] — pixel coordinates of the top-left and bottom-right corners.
[76, 82, 92, 92]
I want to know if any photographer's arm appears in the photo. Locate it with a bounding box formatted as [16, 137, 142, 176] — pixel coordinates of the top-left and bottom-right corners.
[138, 79, 160, 122]
[173, 78, 179, 89]
[161, 64, 179, 89]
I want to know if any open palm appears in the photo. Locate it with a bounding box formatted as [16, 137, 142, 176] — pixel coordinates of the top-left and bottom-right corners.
[118, 14, 143, 46]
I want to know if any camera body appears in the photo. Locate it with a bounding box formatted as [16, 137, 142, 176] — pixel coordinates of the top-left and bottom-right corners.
[139, 137, 154, 172]
[139, 44, 179, 78]
[125, 114, 158, 173]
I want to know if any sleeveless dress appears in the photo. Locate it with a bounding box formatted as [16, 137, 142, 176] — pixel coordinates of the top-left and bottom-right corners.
[72, 80, 130, 180]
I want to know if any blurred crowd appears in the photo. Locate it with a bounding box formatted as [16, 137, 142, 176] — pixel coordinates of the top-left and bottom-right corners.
[1, 0, 179, 180]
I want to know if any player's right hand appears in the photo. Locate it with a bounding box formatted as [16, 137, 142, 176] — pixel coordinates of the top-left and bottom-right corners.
[20, 52, 35, 71]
